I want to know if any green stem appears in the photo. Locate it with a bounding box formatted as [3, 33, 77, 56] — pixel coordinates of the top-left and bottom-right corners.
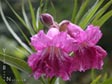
[40, 77, 46, 84]
[50, 77, 57, 84]
[91, 69, 95, 81]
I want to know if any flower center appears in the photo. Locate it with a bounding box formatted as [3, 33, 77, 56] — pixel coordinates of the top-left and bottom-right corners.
[42, 46, 65, 61]
[81, 42, 87, 47]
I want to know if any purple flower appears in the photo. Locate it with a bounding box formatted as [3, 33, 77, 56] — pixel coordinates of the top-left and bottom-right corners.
[40, 13, 59, 28]
[60, 21, 107, 72]
[28, 28, 74, 80]
[40, 13, 54, 27]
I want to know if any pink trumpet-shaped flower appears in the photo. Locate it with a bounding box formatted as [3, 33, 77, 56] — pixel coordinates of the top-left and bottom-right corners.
[28, 28, 74, 80]
[60, 21, 107, 72]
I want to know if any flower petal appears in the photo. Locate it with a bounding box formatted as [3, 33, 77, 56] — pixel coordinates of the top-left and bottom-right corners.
[93, 46, 107, 69]
[73, 45, 107, 71]
[28, 48, 74, 80]
[47, 28, 59, 38]
[52, 32, 74, 52]
[31, 30, 50, 50]
[86, 25, 102, 44]
[28, 53, 41, 71]
[67, 22, 83, 38]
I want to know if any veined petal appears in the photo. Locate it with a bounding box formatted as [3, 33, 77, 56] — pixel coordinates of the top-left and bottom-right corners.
[52, 32, 74, 52]
[73, 46, 96, 71]
[86, 25, 102, 44]
[33, 71, 42, 79]
[31, 30, 50, 50]
[59, 21, 83, 39]
[28, 47, 74, 80]
[95, 46, 107, 58]
[64, 22, 86, 43]
[93, 46, 107, 69]
[73, 45, 107, 71]
[28, 52, 44, 79]
[58, 51, 74, 80]
[67, 22, 83, 38]
[28, 53, 41, 71]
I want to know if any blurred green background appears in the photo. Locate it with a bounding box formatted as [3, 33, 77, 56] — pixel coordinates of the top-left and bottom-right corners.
[0, 0, 112, 84]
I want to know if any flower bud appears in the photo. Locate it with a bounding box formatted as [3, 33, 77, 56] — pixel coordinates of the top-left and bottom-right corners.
[59, 20, 70, 31]
[40, 13, 54, 27]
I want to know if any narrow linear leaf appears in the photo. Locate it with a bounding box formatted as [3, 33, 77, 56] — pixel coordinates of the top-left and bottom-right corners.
[36, 7, 40, 32]
[8, 17, 30, 44]
[92, 0, 112, 24]
[54, 78, 60, 84]
[40, 0, 43, 6]
[50, 77, 57, 84]
[102, 78, 112, 84]
[102, 73, 108, 80]
[103, 73, 108, 81]
[0, 52, 32, 74]
[91, 69, 95, 81]
[5, 0, 34, 35]
[37, 0, 44, 31]
[39, 0, 44, 13]
[90, 75, 101, 84]
[39, 76, 46, 84]
[94, 10, 112, 26]
[71, 0, 78, 23]
[22, 0, 35, 34]
[11, 67, 24, 84]
[75, 0, 90, 24]
[50, 1, 56, 20]
[28, 0, 37, 32]
[0, 76, 6, 84]
[79, 0, 104, 29]
[0, 2, 32, 54]
[42, 0, 48, 13]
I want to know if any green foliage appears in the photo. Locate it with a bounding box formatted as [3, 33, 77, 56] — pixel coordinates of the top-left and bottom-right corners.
[0, 52, 32, 74]
[91, 75, 101, 84]
[0, 36, 29, 59]
[93, 10, 112, 26]
[71, 0, 78, 22]
[79, 0, 104, 28]
[5, 0, 35, 35]
[74, 0, 90, 24]
[0, 2, 32, 54]
[22, 0, 35, 35]
[92, 0, 112, 24]
[50, 1, 56, 20]
[36, 7, 41, 32]
[90, 74, 112, 84]
[72, 0, 112, 29]
[28, 0, 38, 32]
[102, 78, 112, 84]
[11, 67, 24, 84]
[8, 17, 30, 44]
[0, 76, 7, 84]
